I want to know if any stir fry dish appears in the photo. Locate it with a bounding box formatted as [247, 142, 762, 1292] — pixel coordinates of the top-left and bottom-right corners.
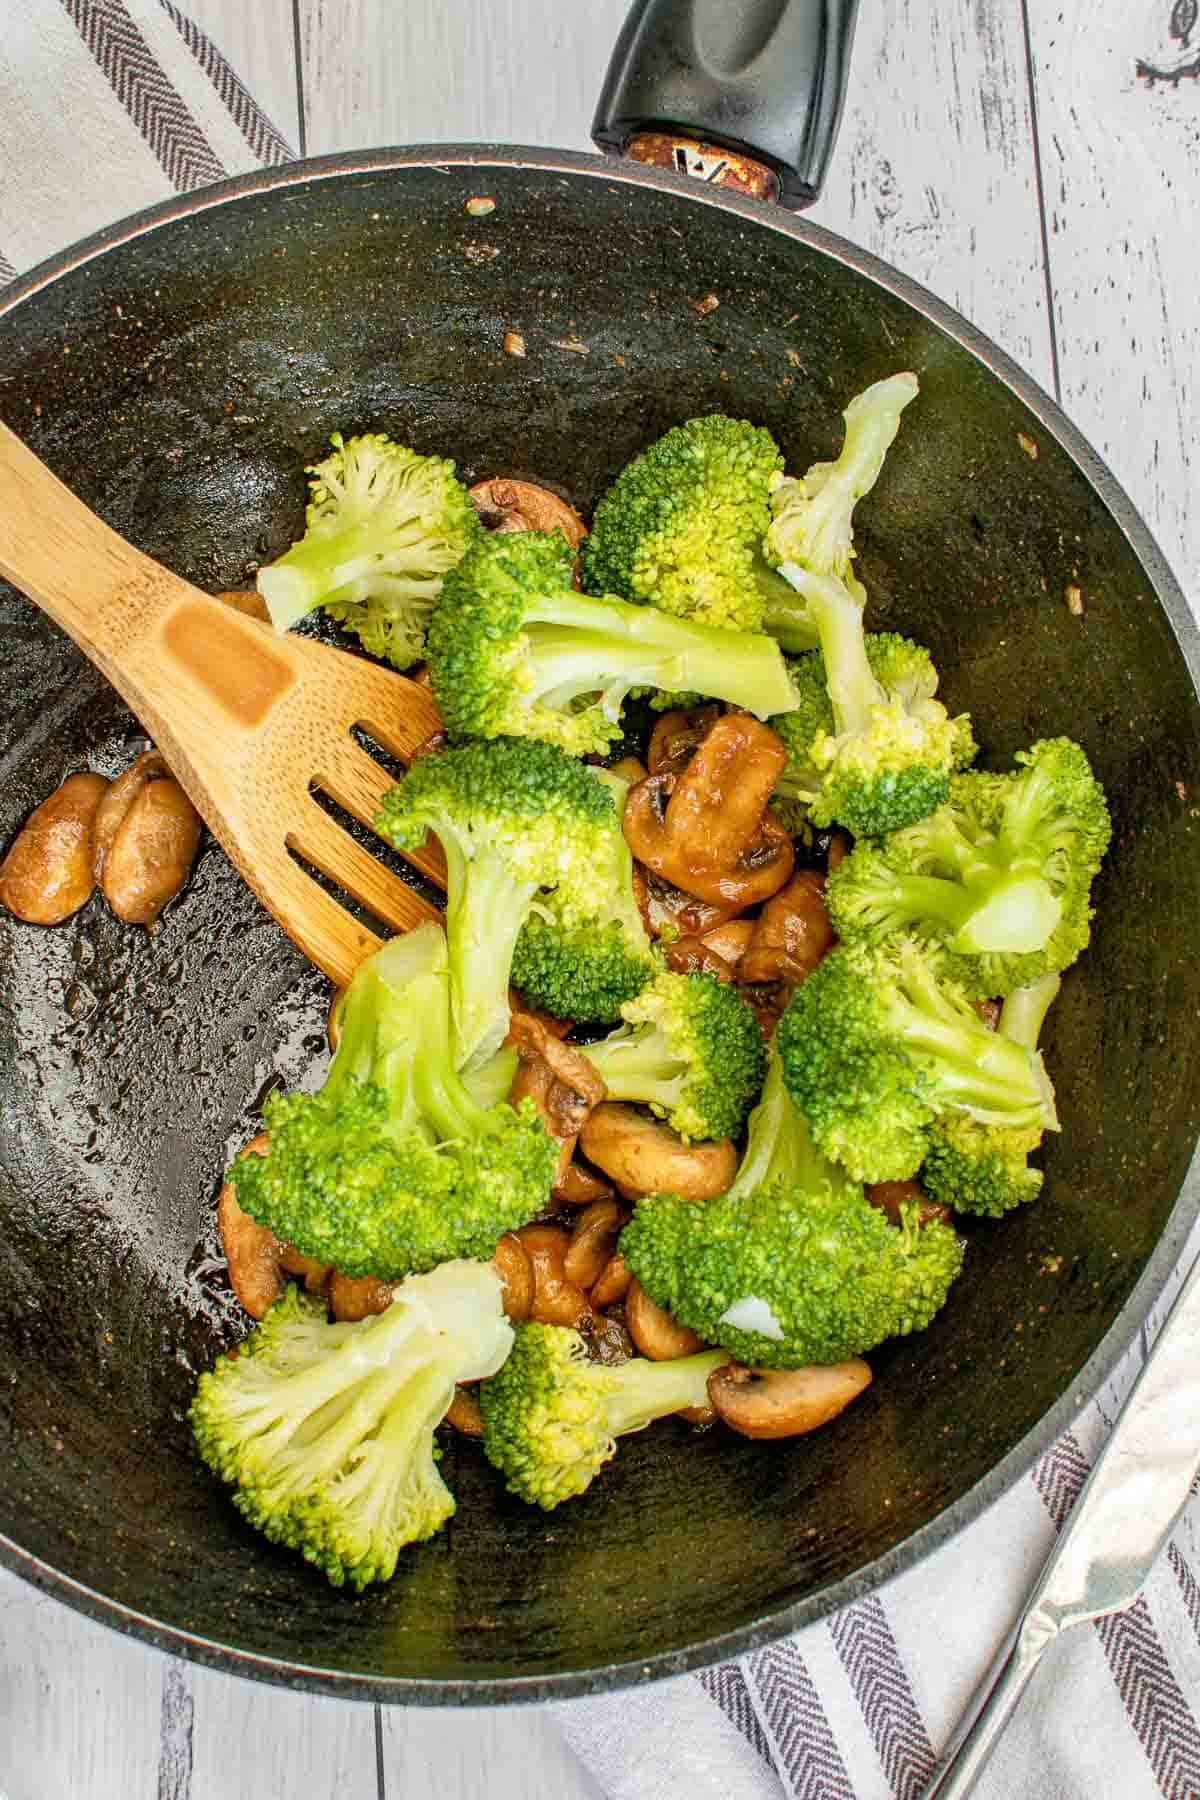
[0, 374, 1112, 1592]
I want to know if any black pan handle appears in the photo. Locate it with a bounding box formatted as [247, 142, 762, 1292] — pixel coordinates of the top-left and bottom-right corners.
[592, 0, 860, 210]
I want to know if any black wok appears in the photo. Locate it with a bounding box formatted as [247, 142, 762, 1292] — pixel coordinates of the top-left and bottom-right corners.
[1, 0, 1199, 1706]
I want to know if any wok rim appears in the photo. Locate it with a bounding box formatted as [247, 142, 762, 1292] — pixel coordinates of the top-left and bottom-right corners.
[1, 141, 1198, 1706]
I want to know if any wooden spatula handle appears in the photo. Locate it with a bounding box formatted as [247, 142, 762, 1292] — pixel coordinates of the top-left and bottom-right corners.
[0, 420, 302, 749]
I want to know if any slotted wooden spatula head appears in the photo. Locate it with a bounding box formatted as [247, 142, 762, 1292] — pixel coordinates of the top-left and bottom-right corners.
[0, 420, 446, 989]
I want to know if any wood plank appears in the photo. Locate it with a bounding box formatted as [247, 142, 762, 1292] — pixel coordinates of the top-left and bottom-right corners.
[184, 0, 301, 154]
[297, 0, 632, 159]
[812, 0, 1053, 385]
[0, 1565, 160, 1800]
[1024, 0, 1200, 601]
[381, 1705, 607, 1800]
[187, 1662, 378, 1798]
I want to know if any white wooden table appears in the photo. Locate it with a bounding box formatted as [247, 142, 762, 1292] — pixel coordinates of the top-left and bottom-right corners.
[1, 2, 1196, 1795]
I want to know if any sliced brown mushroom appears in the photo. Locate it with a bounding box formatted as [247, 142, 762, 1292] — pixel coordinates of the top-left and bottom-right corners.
[515, 1224, 594, 1327]
[740, 870, 836, 987]
[660, 935, 737, 981]
[579, 1103, 738, 1201]
[590, 1249, 632, 1309]
[554, 1159, 614, 1207]
[217, 1152, 288, 1321]
[708, 1359, 872, 1439]
[279, 1245, 336, 1295]
[646, 705, 722, 775]
[866, 1180, 952, 1230]
[624, 714, 795, 908]
[579, 1309, 635, 1366]
[677, 1402, 718, 1428]
[564, 1196, 626, 1290]
[492, 1231, 535, 1321]
[632, 865, 745, 939]
[608, 756, 648, 788]
[0, 771, 110, 925]
[506, 993, 573, 1043]
[327, 1271, 393, 1320]
[443, 1388, 485, 1437]
[736, 980, 791, 1043]
[508, 1010, 607, 1189]
[469, 478, 587, 549]
[217, 1134, 332, 1319]
[699, 918, 756, 975]
[625, 1279, 705, 1360]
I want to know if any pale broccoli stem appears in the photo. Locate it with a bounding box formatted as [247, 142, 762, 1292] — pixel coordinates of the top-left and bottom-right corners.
[891, 953, 1059, 1129]
[997, 972, 1062, 1050]
[779, 565, 883, 738]
[604, 1354, 729, 1438]
[440, 831, 539, 1072]
[521, 591, 798, 722]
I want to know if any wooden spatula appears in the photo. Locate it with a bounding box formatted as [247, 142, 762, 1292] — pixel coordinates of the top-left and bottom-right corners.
[0, 421, 447, 989]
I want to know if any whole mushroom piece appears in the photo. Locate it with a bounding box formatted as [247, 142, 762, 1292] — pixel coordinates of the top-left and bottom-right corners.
[708, 1359, 873, 1440]
[580, 1103, 738, 1201]
[0, 771, 110, 924]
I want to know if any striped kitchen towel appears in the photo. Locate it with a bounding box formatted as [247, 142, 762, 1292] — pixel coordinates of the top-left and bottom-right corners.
[3, 7, 1200, 1799]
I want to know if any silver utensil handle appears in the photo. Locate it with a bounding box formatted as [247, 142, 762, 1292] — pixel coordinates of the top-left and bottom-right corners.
[922, 1627, 1043, 1799]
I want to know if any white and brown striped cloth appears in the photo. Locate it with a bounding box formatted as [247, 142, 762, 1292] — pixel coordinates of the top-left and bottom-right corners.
[3, 6, 1200, 1797]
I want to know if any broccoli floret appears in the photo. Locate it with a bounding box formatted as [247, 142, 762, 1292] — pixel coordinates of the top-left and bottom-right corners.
[375, 738, 627, 1069]
[765, 372, 920, 595]
[762, 374, 969, 835]
[579, 969, 765, 1141]
[771, 633, 976, 831]
[191, 1260, 513, 1587]
[775, 937, 1059, 1183]
[426, 529, 798, 756]
[765, 569, 972, 836]
[229, 923, 556, 1276]
[479, 1320, 727, 1509]
[922, 972, 1061, 1215]
[826, 739, 1109, 995]
[256, 432, 480, 665]
[620, 1051, 964, 1368]
[509, 769, 658, 1023]
[579, 414, 803, 635]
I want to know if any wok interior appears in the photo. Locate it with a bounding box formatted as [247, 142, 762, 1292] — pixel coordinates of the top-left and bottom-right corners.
[1, 164, 1198, 1697]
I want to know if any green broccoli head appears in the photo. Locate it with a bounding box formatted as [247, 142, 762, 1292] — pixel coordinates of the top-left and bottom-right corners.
[427, 529, 798, 754]
[229, 924, 557, 1276]
[509, 768, 658, 1023]
[257, 431, 480, 664]
[775, 937, 1059, 1183]
[375, 738, 626, 1068]
[768, 586, 974, 837]
[580, 969, 766, 1141]
[921, 972, 1061, 1215]
[826, 740, 1109, 995]
[512, 915, 658, 1024]
[922, 1113, 1045, 1217]
[190, 1260, 513, 1587]
[580, 414, 792, 633]
[622, 1180, 964, 1370]
[764, 372, 920, 588]
[479, 1320, 727, 1509]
